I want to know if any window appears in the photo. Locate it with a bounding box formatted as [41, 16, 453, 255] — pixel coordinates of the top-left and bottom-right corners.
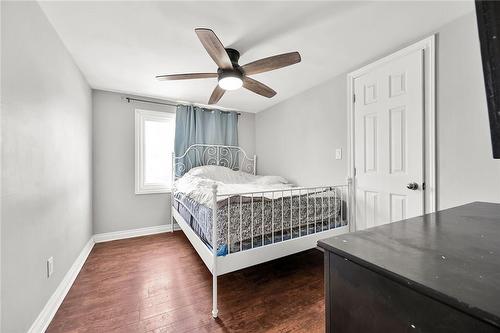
[135, 109, 175, 194]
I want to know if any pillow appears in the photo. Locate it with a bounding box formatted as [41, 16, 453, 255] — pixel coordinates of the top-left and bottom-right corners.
[254, 175, 289, 185]
[186, 165, 290, 185]
[187, 165, 247, 182]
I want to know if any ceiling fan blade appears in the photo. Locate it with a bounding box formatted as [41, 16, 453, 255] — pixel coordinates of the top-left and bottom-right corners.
[243, 77, 276, 98]
[195, 28, 233, 70]
[208, 85, 225, 104]
[242, 52, 301, 75]
[156, 73, 218, 81]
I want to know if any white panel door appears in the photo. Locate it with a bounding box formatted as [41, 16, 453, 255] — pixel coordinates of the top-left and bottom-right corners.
[354, 49, 424, 229]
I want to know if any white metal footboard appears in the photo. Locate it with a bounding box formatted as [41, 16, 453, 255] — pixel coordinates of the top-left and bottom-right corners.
[208, 182, 352, 318]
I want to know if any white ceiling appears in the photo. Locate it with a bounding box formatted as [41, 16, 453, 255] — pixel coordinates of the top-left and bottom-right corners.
[39, 1, 474, 113]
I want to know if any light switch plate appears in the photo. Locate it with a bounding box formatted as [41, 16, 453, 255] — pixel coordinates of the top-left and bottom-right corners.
[47, 257, 54, 278]
[335, 148, 342, 160]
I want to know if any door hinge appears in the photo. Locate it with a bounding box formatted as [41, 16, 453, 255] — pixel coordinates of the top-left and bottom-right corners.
[353, 94, 356, 103]
[422, 182, 426, 190]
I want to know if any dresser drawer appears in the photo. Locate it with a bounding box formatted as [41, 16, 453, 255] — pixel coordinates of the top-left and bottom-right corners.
[325, 252, 499, 333]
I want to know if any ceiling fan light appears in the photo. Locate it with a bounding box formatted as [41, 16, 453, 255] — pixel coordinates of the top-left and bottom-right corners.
[218, 75, 243, 91]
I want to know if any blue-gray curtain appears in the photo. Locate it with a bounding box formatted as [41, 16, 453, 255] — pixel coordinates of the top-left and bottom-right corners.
[174, 105, 238, 175]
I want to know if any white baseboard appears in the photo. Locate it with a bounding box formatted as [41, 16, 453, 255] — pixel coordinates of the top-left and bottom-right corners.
[28, 223, 178, 332]
[93, 224, 177, 243]
[28, 238, 95, 333]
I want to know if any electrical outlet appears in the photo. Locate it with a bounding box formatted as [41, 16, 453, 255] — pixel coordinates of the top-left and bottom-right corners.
[47, 257, 54, 278]
[335, 148, 342, 160]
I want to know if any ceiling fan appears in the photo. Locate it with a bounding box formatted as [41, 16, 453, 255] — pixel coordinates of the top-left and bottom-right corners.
[156, 28, 301, 105]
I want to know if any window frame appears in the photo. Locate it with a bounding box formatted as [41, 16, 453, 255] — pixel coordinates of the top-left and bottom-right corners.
[135, 108, 175, 194]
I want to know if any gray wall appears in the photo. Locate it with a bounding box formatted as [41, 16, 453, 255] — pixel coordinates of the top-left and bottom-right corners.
[256, 12, 500, 210]
[237, 111, 256, 157]
[1, 2, 93, 332]
[92, 90, 256, 234]
[255, 76, 347, 187]
[436, 13, 500, 209]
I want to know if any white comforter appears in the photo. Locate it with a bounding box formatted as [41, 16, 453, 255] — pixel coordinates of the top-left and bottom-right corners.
[173, 165, 294, 207]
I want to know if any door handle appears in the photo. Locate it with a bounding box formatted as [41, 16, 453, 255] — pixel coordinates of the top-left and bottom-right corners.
[407, 182, 419, 190]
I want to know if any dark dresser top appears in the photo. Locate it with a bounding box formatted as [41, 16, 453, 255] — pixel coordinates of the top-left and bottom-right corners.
[318, 202, 500, 328]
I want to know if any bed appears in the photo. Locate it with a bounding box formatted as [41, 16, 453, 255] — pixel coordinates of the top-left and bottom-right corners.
[170, 144, 352, 318]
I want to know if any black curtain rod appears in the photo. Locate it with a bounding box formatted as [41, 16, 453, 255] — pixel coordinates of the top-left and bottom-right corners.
[125, 97, 241, 115]
[126, 97, 176, 107]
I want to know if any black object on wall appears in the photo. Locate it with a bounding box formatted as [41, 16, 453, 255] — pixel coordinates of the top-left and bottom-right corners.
[475, 1, 500, 158]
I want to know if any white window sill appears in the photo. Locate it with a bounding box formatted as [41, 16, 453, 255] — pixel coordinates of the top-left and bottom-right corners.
[135, 188, 172, 195]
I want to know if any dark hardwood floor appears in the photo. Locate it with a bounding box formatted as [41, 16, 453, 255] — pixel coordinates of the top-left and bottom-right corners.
[47, 231, 325, 333]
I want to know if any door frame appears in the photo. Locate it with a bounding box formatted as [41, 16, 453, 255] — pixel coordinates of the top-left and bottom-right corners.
[347, 35, 436, 230]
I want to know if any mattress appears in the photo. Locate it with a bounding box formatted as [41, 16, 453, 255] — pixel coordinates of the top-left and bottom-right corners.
[173, 189, 347, 256]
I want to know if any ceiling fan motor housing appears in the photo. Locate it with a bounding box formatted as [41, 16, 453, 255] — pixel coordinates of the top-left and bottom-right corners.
[218, 48, 243, 81]
[218, 68, 243, 81]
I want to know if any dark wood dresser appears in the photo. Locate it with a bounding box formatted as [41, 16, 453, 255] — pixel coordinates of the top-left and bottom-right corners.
[318, 202, 500, 333]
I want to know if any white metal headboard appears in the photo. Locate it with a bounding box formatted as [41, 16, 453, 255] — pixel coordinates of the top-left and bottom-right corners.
[172, 144, 256, 179]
